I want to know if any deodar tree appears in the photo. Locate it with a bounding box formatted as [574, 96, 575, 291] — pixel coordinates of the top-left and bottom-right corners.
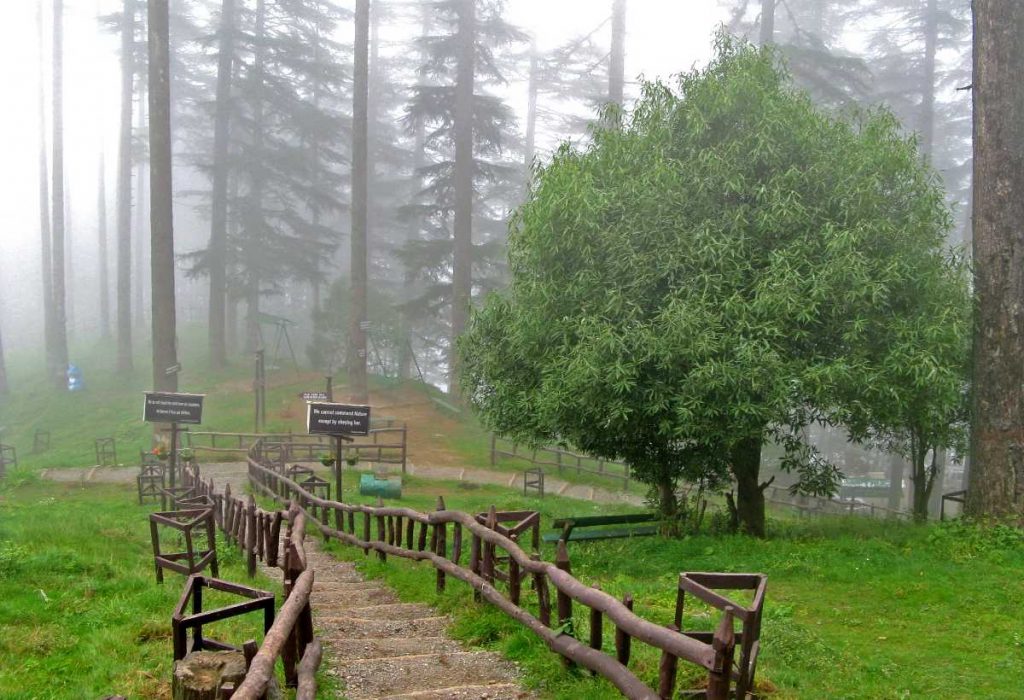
[460, 35, 969, 536]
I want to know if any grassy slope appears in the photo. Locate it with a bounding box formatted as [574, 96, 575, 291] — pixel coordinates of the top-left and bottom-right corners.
[0, 473, 283, 699]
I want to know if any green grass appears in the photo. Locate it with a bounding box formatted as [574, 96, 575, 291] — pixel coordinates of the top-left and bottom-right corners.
[0, 325, 349, 470]
[0, 471, 287, 699]
[309, 477, 1024, 699]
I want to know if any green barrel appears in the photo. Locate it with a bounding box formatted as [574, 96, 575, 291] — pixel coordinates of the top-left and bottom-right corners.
[359, 473, 402, 499]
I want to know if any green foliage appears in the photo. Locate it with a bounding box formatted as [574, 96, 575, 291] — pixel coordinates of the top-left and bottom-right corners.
[460, 33, 968, 532]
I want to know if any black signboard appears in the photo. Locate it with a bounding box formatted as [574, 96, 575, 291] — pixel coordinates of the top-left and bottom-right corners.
[143, 392, 205, 424]
[306, 402, 370, 436]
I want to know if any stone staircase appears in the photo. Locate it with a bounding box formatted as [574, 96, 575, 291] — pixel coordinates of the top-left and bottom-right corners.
[222, 471, 531, 699]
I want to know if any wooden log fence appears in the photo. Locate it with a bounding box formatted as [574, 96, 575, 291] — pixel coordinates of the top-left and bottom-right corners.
[244, 438, 748, 700]
[185, 422, 407, 472]
[179, 466, 321, 699]
[491, 434, 631, 490]
[764, 484, 912, 521]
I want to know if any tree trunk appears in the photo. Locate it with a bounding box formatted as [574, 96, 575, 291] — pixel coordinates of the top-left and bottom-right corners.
[887, 453, 904, 510]
[134, 81, 148, 326]
[206, 0, 236, 371]
[171, 651, 247, 700]
[348, 0, 370, 403]
[0, 265, 8, 394]
[759, 0, 775, 46]
[65, 180, 75, 343]
[149, 0, 178, 393]
[920, 0, 938, 160]
[609, 0, 626, 106]
[967, 0, 1024, 521]
[38, 1, 56, 381]
[116, 0, 135, 372]
[51, 0, 69, 390]
[245, 279, 260, 354]
[449, 0, 475, 398]
[98, 155, 111, 339]
[655, 477, 679, 535]
[730, 437, 766, 537]
[524, 39, 538, 174]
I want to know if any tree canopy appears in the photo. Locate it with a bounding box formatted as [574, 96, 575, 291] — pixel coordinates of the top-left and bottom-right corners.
[459, 34, 969, 536]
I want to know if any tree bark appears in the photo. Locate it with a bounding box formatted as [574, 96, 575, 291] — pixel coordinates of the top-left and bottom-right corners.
[524, 38, 538, 173]
[51, 0, 70, 389]
[759, 0, 775, 46]
[920, 0, 938, 160]
[449, 0, 475, 398]
[609, 0, 626, 106]
[887, 452, 904, 510]
[348, 0, 370, 402]
[134, 80, 149, 326]
[98, 154, 111, 339]
[149, 0, 178, 393]
[116, 0, 135, 372]
[967, 0, 1024, 522]
[38, 0, 56, 380]
[730, 437, 766, 537]
[206, 0, 236, 371]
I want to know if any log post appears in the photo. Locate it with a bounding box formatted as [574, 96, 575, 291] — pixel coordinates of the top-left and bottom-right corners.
[615, 593, 634, 666]
[532, 553, 551, 627]
[706, 606, 736, 700]
[555, 540, 575, 667]
[657, 624, 679, 699]
[589, 583, 603, 675]
[375, 497, 386, 562]
[435, 496, 447, 593]
[508, 534, 521, 606]
[246, 496, 257, 577]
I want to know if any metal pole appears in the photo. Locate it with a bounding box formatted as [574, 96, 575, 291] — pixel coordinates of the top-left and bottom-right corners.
[325, 375, 333, 401]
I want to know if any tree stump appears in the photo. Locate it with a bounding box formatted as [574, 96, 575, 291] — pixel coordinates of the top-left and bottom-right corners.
[171, 651, 246, 700]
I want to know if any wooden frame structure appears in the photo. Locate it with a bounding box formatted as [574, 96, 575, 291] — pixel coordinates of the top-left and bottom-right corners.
[675, 572, 767, 699]
[0, 444, 17, 477]
[149, 507, 219, 583]
[137, 464, 165, 504]
[171, 575, 275, 661]
[523, 467, 544, 497]
[33, 429, 50, 454]
[95, 437, 117, 467]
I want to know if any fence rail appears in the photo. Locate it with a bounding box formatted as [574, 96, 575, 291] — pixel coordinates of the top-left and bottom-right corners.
[491, 434, 632, 490]
[180, 466, 322, 699]
[246, 437, 747, 699]
[187, 422, 407, 472]
[764, 485, 912, 521]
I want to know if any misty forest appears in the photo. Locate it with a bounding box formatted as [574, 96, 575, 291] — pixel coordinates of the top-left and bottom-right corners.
[0, 0, 1022, 698]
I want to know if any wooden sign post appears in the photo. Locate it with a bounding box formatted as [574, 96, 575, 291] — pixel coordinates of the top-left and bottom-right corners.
[144, 392, 205, 488]
[306, 402, 370, 510]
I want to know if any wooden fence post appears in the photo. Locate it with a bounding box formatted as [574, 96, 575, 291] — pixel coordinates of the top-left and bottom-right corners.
[657, 624, 680, 699]
[706, 606, 735, 700]
[435, 497, 447, 593]
[555, 540, 575, 668]
[246, 496, 257, 578]
[615, 593, 634, 666]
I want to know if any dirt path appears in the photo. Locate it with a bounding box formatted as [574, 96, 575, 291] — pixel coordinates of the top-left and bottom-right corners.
[44, 460, 644, 507]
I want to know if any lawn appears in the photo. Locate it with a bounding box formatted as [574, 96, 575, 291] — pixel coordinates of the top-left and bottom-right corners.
[0, 472, 283, 699]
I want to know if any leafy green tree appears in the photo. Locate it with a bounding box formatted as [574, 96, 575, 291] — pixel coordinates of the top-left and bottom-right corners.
[460, 35, 968, 536]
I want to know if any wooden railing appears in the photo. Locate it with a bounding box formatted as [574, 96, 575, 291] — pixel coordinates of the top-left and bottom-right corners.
[180, 466, 322, 699]
[246, 438, 747, 699]
[764, 484, 912, 521]
[187, 422, 407, 472]
[491, 434, 632, 490]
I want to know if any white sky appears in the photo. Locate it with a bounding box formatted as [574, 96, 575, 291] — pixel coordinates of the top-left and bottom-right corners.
[0, 0, 729, 347]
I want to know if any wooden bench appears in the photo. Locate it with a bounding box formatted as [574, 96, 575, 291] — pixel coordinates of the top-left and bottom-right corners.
[542, 513, 659, 543]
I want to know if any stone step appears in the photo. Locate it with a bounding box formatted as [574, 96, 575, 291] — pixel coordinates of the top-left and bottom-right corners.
[317, 614, 451, 639]
[313, 587, 401, 608]
[327, 636, 461, 661]
[378, 683, 529, 700]
[312, 579, 386, 593]
[341, 603, 438, 621]
[339, 651, 520, 699]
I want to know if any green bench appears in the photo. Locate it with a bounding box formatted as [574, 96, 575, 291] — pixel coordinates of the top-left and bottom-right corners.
[542, 513, 660, 543]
